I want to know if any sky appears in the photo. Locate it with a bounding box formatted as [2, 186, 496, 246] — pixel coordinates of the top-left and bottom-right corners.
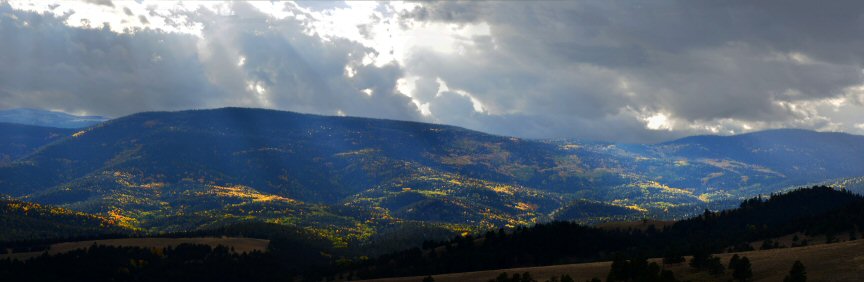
[2, 1, 864, 143]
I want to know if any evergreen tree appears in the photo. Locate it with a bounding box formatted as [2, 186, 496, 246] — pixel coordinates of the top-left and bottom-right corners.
[492, 272, 509, 282]
[783, 261, 806, 282]
[607, 256, 628, 282]
[662, 252, 685, 264]
[728, 254, 741, 270]
[760, 239, 776, 250]
[706, 257, 725, 275]
[689, 250, 709, 269]
[825, 231, 837, 244]
[520, 272, 535, 282]
[731, 256, 752, 282]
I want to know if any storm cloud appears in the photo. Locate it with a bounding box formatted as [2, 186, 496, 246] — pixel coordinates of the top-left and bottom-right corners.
[2, 1, 864, 143]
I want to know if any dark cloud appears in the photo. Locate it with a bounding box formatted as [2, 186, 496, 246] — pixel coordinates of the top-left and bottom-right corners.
[188, 2, 420, 121]
[399, 1, 864, 142]
[0, 3, 222, 116]
[0, 2, 419, 122]
[3, 1, 864, 143]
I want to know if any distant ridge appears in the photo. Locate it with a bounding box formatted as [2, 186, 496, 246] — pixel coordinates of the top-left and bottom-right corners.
[0, 108, 108, 129]
[3, 107, 864, 237]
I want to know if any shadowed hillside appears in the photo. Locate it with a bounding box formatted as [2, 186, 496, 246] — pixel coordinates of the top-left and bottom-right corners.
[0, 123, 72, 165]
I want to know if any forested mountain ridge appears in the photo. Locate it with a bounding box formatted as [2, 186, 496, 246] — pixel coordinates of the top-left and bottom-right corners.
[0, 108, 108, 129]
[0, 123, 73, 165]
[654, 129, 864, 185]
[1, 107, 864, 245]
[0, 108, 599, 240]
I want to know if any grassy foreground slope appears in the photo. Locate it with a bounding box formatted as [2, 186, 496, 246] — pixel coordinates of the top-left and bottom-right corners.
[361, 238, 864, 282]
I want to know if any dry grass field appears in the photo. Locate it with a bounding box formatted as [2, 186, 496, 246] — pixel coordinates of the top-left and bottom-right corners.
[1, 237, 269, 261]
[361, 239, 864, 282]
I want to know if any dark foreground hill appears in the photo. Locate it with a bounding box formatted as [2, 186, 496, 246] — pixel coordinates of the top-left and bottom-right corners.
[347, 186, 864, 279]
[359, 239, 864, 282]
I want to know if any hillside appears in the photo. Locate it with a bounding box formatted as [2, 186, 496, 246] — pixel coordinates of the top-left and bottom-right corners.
[2, 108, 864, 245]
[0, 108, 590, 242]
[345, 186, 864, 279]
[653, 129, 864, 189]
[360, 238, 864, 282]
[0, 197, 125, 241]
[0, 123, 72, 165]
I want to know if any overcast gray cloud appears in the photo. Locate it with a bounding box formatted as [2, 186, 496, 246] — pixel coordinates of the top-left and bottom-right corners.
[0, 3, 222, 115]
[2, 1, 864, 143]
[399, 1, 864, 141]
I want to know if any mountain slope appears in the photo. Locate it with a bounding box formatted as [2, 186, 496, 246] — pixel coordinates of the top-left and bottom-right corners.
[3, 108, 864, 239]
[0, 123, 73, 165]
[0, 108, 590, 198]
[0, 197, 125, 241]
[0, 108, 108, 129]
[656, 129, 864, 183]
[0, 108, 600, 237]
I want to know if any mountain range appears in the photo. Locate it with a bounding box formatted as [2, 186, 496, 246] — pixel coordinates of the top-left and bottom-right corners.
[1, 107, 863, 246]
[0, 108, 108, 129]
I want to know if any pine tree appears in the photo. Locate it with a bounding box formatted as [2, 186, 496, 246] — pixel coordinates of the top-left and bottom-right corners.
[493, 272, 509, 282]
[784, 261, 807, 282]
[731, 256, 753, 282]
[825, 231, 837, 244]
[607, 256, 629, 282]
[706, 257, 725, 275]
[520, 272, 535, 282]
[728, 254, 741, 270]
